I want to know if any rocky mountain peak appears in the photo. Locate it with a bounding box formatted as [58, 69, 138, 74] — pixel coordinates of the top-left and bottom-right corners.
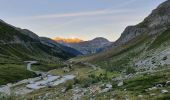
[91, 37, 110, 43]
[140, 0, 170, 29]
[114, 0, 170, 46]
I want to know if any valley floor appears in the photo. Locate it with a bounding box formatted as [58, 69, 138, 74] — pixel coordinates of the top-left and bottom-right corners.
[1, 62, 170, 100]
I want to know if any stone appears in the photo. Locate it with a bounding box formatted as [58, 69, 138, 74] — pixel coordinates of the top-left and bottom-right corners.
[61, 88, 66, 93]
[106, 84, 112, 88]
[117, 81, 123, 87]
[138, 95, 143, 98]
[166, 81, 170, 86]
[148, 87, 157, 91]
[101, 88, 112, 93]
[150, 93, 156, 96]
[156, 84, 163, 87]
[161, 89, 168, 94]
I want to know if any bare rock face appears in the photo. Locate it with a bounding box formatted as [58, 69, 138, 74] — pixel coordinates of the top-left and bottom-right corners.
[114, 0, 170, 46]
[115, 26, 146, 45]
[145, 0, 170, 29]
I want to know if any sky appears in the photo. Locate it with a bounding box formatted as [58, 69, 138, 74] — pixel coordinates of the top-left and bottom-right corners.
[0, 0, 166, 41]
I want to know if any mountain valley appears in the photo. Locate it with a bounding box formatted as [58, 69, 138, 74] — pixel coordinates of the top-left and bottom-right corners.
[1, 0, 170, 100]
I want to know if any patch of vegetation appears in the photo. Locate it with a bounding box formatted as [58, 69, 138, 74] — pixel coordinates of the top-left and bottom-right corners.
[0, 93, 19, 100]
[79, 77, 101, 88]
[149, 28, 170, 50]
[92, 67, 170, 100]
[155, 94, 170, 100]
[65, 83, 73, 91]
[119, 68, 170, 94]
[31, 63, 64, 72]
[0, 64, 36, 85]
[77, 69, 118, 88]
[125, 67, 136, 74]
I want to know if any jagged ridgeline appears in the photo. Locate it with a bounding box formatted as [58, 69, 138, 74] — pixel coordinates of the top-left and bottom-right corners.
[71, 0, 170, 72]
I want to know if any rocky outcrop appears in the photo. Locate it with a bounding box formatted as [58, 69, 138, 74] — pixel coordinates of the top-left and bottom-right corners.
[115, 26, 146, 45]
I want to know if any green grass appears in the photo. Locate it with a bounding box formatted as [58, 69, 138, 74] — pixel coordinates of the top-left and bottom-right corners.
[0, 21, 37, 43]
[91, 67, 170, 100]
[122, 69, 170, 92]
[31, 63, 64, 72]
[0, 64, 36, 85]
[149, 28, 170, 50]
[93, 68, 120, 79]
[49, 64, 94, 79]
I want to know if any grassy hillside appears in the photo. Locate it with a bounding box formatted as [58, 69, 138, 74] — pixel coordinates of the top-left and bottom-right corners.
[0, 64, 36, 85]
[149, 28, 170, 50]
[0, 21, 36, 42]
[0, 20, 78, 85]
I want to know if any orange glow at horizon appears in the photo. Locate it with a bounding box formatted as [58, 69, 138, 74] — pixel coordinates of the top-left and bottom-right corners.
[52, 37, 84, 43]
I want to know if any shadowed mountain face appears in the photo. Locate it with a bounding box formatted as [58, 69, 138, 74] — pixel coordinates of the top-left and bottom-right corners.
[40, 37, 82, 56]
[54, 37, 112, 55]
[0, 20, 81, 62]
[71, 0, 170, 71]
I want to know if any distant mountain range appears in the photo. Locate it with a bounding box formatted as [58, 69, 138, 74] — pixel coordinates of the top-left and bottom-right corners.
[53, 37, 112, 55]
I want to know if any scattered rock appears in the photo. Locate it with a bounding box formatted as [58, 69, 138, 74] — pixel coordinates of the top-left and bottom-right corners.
[106, 84, 112, 88]
[166, 81, 170, 86]
[117, 81, 124, 87]
[138, 95, 143, 98]
[161, 89, 168, 94]
[101, 87, 112, 93]
[150, 93, 156, 96]
[100, 84, 112, 93]
[148, 87, 157, 91]
[61, 88, 66, 93]
[145, 89, 148, 92]
[156, 84, 163, 87]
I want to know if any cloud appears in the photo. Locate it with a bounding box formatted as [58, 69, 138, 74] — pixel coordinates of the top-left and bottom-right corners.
[16, 9, 133, 20]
